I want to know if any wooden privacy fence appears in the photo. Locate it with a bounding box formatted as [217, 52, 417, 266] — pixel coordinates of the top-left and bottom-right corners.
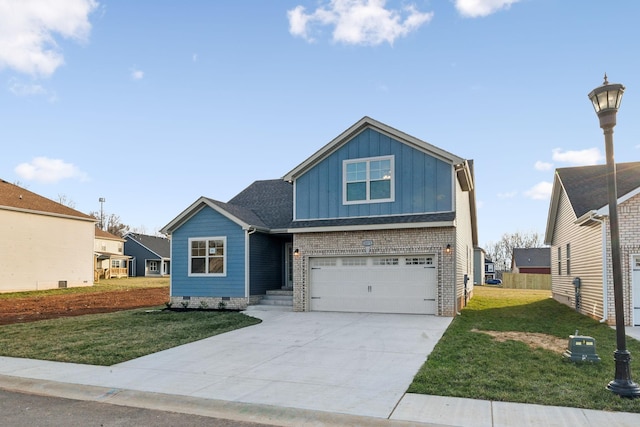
[501, 273, 551, 290]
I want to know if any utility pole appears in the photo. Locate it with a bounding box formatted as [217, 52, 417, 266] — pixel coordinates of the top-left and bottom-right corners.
[99, 197, 106, 231]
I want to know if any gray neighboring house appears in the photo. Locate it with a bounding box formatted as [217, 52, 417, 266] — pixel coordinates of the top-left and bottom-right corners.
[511, 248, 551, 274]
[544, 161, 640, 326]
[124, 232, 171, 277]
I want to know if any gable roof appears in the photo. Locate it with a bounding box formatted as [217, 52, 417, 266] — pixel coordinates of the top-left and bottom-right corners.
[558, 161, 640, 218]
[124, 232, 170, 258]
[512, 248, 550, 268]
[95, 226, 125, 241]
[161, 179, 292, 234]
[544, 161, 640, 244]
[283, 116, 466, 182]
[0, 179, 95, 222]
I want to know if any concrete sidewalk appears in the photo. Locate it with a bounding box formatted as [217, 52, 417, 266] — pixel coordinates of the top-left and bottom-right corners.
[0, 312, 639, 426]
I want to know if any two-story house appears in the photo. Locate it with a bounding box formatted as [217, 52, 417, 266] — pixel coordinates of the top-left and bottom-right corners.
[94, 227, 130, 279]
[161, 117, 478, 316]
[0, 179, 96, 292]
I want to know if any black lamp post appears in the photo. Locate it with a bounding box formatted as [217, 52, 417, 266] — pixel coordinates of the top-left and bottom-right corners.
[588, 74, 640, 398]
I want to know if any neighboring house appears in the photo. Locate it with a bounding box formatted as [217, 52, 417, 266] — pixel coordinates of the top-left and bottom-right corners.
[511, 248, 551, 274]
[544, 161, 640, 326]
[161, 116, 478, 316]
[94, 227, 130, 279]
[0, 179, 96, 292]
[124, 232, 171, 277]
[485, 258, 496, 282]
[474, 247, 486, 285]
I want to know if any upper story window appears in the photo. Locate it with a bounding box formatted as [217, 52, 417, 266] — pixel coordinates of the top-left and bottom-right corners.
[343, 155, 394, 204]
[189, 237, 226, 276]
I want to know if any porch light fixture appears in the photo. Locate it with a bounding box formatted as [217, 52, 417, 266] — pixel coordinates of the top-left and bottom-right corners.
[445, 244, 451, 254]
[588, 74, 640, 398]
[294, 249, 300, 257]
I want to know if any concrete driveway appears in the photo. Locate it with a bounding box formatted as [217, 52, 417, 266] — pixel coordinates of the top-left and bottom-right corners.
[0, 311, 451, 419]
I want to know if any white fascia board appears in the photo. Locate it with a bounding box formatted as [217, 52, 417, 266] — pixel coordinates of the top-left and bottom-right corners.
[595, 186, 640, 216]
[285, 221, 454, 234]
[283, 116, 465, 181]
[161, 197, 255, 234]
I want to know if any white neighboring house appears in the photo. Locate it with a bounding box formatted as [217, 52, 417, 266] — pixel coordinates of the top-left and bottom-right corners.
[94, 227, 130, 279]
[0, 179, 97, 292]
[544, 161, 640, 326]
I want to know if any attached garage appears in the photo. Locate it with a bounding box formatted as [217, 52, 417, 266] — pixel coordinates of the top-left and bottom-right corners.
[309, 255, 437, 314]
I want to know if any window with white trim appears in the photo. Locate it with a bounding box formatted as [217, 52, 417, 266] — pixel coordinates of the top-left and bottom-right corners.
[343, 155, 394, 204]
[189, 237, 226, 276]
[149, 260, 158, 272]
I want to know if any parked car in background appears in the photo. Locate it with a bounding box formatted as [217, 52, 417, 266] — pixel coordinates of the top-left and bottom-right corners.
[486, 278, 502, 285]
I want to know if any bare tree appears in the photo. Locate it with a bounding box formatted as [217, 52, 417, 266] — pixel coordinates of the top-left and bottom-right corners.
[484, 230, 544, 273]
[89, 211, 130, 237]
[56, 194, 76, 208]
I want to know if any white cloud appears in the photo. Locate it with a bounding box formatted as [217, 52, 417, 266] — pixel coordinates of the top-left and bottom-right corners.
[287, 0, 433, 46]
[15, 157, 88, 183]
[455, 0, 520, 18]
[0, 0, 98, 77]
[497, 191, 517, 199]
[9, 79, 46, 96]
[534, 161, 553, 171]
[552, 147, 603, 166]
[131, 68, 144, 80]
[524, 181, 552, 200]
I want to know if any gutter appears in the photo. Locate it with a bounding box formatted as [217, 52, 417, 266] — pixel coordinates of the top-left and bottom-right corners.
[244, 227, 257, 301]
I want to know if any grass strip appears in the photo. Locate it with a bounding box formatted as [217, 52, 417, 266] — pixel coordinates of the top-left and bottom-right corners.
[408, 287, 640, 413]
[0, 308, 260, 366]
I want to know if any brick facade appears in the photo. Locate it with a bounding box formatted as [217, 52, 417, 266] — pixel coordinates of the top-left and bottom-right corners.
[292, 227, 457, 316]
[604, 192, 640, 325]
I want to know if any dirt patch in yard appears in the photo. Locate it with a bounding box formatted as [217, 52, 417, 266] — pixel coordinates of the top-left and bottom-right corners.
[472, 329, 567, 354]
[0, 287, 169, 325]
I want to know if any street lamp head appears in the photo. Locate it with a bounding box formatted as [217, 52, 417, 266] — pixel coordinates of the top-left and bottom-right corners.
[588, 74, 625, 129]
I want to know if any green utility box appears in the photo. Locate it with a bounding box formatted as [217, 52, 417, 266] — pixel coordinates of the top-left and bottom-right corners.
[563, 331, 600, 363]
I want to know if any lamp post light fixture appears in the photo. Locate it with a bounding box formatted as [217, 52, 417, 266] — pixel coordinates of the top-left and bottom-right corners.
[588, 74, 640, 398]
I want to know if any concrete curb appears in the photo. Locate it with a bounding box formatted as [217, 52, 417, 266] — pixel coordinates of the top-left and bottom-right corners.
[0, 375, 439, 427]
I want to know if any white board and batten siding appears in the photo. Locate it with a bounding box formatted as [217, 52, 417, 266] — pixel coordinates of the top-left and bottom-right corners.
[309, 255, 437, 314]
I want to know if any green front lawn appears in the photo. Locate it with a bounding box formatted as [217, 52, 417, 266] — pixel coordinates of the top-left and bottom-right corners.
[409, 287, 640, 413]
[0, 308, 260, 366]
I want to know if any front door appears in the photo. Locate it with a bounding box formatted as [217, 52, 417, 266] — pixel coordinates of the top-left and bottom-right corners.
[633, 255, 640, 326]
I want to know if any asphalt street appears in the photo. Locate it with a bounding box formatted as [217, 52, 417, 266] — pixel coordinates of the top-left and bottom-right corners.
[0, 389, 278, 427]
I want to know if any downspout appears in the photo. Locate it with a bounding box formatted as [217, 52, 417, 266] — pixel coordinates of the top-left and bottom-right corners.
[245, 227, 257, 303]
[593, 216, 609, 323]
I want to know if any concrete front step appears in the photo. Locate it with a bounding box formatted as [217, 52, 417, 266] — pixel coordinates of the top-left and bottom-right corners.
[249, 288, 293, 310]
[244, 304, 293, 312]
[266, 289, 293, 296]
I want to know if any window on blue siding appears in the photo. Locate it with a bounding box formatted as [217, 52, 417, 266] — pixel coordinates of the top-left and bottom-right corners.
[343, 156, 394, 204]
[189, 237, 226, 276]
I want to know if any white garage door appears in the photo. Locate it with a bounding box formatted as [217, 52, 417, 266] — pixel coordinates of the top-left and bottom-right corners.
[309, 255, 437, 314]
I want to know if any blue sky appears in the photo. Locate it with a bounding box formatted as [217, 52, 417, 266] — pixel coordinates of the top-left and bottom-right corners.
[2, 0, 640, 246]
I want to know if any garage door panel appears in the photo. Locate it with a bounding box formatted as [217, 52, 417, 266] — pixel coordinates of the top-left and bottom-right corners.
[309, 256, 437, 315]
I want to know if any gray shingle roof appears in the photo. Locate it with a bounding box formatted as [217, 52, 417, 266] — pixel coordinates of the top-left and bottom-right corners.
[125, 233, 170, 258]
[225, 179, 293, 229]
[513, 248, 550, 268]
[557, 161, 640, 218]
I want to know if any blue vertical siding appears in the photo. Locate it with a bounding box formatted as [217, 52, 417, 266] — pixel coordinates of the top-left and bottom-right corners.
[171, 207, 246, 298]
[295, 128, 453, 220]
[249, 233, 287, 295]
